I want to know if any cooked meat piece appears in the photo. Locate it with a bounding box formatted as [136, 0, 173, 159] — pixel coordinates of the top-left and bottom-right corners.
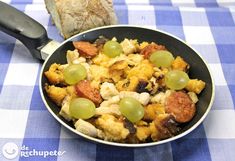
[45, 84, 67, 106]
[165, 91, 196, 123]
[75, 119, 100, 137]
[120, 38, 139, 54]
[75, 80, 102, 105]
[73, 41, 98, 58]
[100, 82, 119, 99]
[44, 63, 65, 85]
[95, 104, 121, 116]
[140, 43, 166, 58]
[59, 96, 73, 121]
[119, 91, 150, 105]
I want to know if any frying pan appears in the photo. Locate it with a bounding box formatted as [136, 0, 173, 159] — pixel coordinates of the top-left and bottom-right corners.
[0, 2, 214, 147]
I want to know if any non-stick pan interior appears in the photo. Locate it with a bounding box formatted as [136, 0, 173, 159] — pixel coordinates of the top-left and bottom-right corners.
[41, 26, 213, 143]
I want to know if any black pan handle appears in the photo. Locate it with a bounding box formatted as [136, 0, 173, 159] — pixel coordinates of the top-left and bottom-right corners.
[0, 1, 51, 60]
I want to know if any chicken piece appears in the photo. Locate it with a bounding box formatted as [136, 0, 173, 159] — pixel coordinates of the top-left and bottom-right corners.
[171, 56, 189, 72]
[119, 91, 150, 105]
[151, 90, 173, 105]
[140, 43, 166, 58]
[126, 59, 154, 80]
[188, 92, 198, 103]
[96, 114, 129, 141]
[73, 41, 98, 58]
[120, 38, 139, 55]
[75, 119, 100, 137]
[143, 103, 165, 121]
[95, 104, 121, 116]
[97, 96, 121, 115]
[75, 80, 102, 105]
[45, 84, 67, 106]
[44, 63, 65, 85]
[100, 95, 120, 107]
[116, 76, 139, 92]
[149, 121, 159, 141]
[66, 49, 79, 64]
[59, 96, 73, 121]
[185, 79, 206, 94]
[136, 126, 151, 141]
[100, 82, 119, 99]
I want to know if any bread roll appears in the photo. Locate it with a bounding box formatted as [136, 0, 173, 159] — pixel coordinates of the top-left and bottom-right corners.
[44, 0, 118, 39]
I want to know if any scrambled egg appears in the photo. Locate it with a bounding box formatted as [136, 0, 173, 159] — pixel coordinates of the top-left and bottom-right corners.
[126, 59, 154, 80]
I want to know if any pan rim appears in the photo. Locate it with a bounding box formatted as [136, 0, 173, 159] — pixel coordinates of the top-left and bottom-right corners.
[39, 25, 215, 147]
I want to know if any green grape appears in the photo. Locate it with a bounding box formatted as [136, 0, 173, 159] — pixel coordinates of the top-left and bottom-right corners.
[149, 50, 174, 68]
[103, 41, 123, 58]
[63, 64, 87, 85]
[69, 98, 96, 119]
[119, 97, 144, 123]
[165, 70, 190, 90]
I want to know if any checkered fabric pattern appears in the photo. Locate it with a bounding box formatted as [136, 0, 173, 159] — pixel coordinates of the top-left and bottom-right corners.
[0, 0, 235, 160]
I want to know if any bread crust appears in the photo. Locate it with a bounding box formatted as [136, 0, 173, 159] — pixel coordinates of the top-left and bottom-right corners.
[44, 0, 117, 39]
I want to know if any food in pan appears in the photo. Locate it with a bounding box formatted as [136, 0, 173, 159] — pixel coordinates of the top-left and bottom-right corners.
[44, 36, 206, 143]
[44, 0, 117, 39]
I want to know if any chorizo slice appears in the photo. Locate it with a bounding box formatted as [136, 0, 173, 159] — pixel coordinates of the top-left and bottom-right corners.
[140, 43, 166, 59]
[165, 91, 196, 123]
[75, 80, 102, 105]
[73, 41, 98, 58]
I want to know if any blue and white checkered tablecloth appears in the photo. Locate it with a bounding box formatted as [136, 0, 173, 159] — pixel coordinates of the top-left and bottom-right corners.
[0, 0, 235, 160]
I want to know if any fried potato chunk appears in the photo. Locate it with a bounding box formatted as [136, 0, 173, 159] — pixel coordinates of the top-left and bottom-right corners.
[171, 56, 189, 71]
[45, 84, 67, 106]
[136, 126, 151, 141]
[185, 79, 206, 94]
[143, 103, 165, 121]
[96, 114, 129, 141]
[44, 63, 65, 85]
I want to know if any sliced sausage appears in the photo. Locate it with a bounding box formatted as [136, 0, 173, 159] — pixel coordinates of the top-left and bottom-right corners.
[140, 43, 166, 59]
[75, 80, 102, 105]
[165, 91, 196, 123]
[73, 41, 98, 58]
